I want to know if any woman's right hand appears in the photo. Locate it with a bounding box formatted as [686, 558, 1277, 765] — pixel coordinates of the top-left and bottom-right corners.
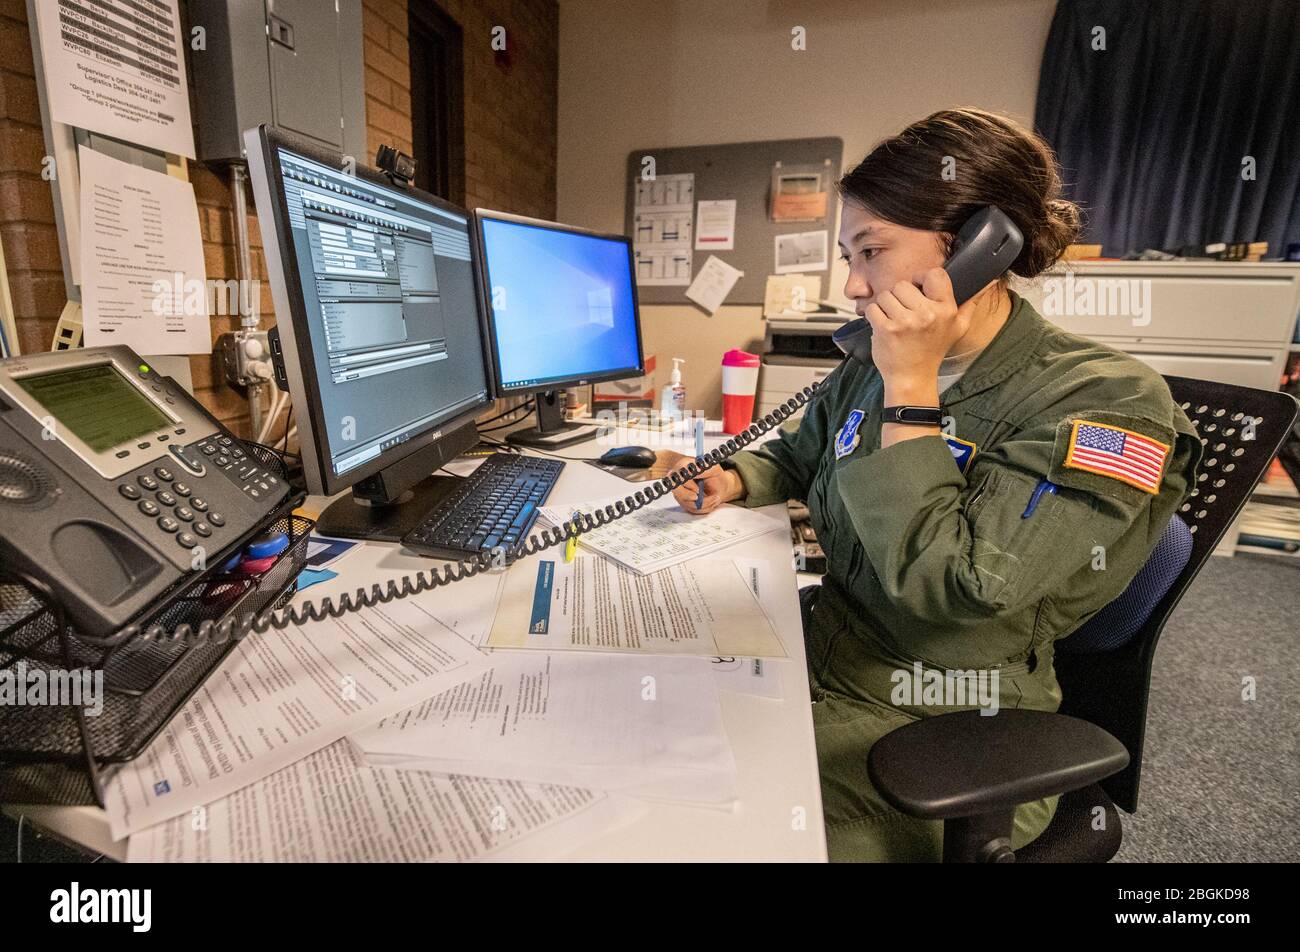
[661, 451, 746, 515]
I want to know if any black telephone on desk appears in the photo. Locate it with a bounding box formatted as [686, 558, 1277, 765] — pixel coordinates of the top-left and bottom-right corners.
[0, 346, 292, 637]
[831, 205, 1024, 366]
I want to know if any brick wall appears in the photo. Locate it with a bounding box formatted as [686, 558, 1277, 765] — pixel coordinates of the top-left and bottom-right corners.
[364, 0, 558, 217]
[0, 0, 557, 438]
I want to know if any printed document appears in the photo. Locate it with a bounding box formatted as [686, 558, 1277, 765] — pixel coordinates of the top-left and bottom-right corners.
[125, 740, 641, 862]
[351, 652, 737, 803]
[486, 556, 786, 658]
[33, 0, 195, 157]
[79, 147, 210, 354]
[540, 495, 784, 575]
[104, 600, 490, 840]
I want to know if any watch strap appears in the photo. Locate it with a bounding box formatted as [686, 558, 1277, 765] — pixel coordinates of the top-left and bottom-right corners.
[882, 405, 944, 426]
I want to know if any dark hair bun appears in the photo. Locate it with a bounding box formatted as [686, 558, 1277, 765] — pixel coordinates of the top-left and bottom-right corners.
[1014, 197, 1083, 278]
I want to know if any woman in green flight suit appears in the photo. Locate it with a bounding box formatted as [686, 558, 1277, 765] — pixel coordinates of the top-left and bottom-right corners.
[663, 109, 1202, 862]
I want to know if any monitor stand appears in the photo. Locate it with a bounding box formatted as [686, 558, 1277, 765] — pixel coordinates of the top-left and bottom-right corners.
[506, 389, 598, 450]
[314, 475, 462, 544]
[313, 420, 479, 543]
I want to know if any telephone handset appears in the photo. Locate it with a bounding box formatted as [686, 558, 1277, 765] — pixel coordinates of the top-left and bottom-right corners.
[830, 205, 1025, 366]
[0, 346, 294, 637]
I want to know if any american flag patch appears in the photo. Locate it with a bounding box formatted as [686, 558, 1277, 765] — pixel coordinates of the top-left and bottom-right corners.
[1064, 421, 1170, 494]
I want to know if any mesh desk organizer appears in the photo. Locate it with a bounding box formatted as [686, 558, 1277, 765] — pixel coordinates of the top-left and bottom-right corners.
[0, 443, 310, 807]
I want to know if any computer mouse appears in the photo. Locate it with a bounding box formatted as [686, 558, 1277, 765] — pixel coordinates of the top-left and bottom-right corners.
[599, 445, 657, 468]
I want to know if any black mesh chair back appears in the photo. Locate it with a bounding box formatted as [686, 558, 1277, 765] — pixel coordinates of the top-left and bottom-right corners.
[1054, 376, 1299, 813]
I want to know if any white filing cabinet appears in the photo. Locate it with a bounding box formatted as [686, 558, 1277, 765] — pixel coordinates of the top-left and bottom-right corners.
[1014, 261, 1300, 390]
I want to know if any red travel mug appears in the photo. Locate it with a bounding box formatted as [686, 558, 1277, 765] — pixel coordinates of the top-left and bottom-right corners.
[721, 349, 761, 434]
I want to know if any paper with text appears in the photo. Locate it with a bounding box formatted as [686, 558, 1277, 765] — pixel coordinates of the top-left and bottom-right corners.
[79, 147, 210, 354]
[34, 0, 195, 158]
[540, 495, 783, 575]
[486, 556, 786, 658]
[686, 255, 744, 314]
[104, 600, 490, 840]
[352, 652, 737, 803]
[125, 740, 642, 862]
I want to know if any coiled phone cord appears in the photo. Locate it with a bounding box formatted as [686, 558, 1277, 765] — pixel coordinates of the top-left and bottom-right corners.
[121, 380, 823, 645]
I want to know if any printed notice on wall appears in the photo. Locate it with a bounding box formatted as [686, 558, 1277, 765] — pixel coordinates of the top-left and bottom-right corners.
[633, 172, 695, 286]
[694, 199, 736, 251]
[79, 147, 210, 354]
[33, 0, 195, 158]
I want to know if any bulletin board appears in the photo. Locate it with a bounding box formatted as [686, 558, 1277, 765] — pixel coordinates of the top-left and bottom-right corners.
[624, 137, 844, 306]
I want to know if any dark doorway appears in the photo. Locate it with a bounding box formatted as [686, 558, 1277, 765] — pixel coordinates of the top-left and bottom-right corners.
[408, 2, 465, 203]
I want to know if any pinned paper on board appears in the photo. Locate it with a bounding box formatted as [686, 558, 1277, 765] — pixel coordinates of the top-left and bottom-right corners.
[694, 199, 737, 251]
[763, 274, 823, 317]
[686, 255, 744, 314]
[770, 161, 831, 222]
[774, 231, 829, 274]
[633, 172, 695, 286]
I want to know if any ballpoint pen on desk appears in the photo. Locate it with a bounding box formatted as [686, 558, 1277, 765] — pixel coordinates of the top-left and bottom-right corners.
[694, 418, 707, 510]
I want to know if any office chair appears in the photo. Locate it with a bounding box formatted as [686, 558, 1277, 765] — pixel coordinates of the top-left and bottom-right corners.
[851, 376, 1298, 862]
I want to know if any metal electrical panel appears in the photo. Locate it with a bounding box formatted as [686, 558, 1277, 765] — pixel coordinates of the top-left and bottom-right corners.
[190, 0, 368, 164]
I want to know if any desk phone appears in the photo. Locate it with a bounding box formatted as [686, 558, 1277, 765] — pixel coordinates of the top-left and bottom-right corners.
[0, 346, 291, 637]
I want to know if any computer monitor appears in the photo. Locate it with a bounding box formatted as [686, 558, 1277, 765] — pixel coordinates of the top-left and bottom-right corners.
[246, 125, 494, 541]
[474, 210, 644, 448]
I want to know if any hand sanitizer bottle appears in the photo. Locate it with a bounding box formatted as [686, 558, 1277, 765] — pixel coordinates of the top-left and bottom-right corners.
[660, 358, 686, 421]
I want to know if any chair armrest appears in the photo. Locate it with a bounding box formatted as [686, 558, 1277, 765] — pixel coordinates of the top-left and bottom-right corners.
[867, 709, 1129, 820]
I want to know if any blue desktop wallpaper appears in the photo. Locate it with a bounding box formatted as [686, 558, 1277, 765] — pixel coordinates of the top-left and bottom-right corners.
[481, 218, 640, 388]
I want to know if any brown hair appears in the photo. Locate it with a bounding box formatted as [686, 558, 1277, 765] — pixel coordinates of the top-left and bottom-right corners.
[838, 108, 1081, 277]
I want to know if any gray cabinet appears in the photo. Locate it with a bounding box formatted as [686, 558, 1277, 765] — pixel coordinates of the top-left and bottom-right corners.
[1014, 261, 1300, 391]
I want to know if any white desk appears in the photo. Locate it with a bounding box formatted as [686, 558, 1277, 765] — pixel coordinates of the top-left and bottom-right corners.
[7, 424, 827, 862]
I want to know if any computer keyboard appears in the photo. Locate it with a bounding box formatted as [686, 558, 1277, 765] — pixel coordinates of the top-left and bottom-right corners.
[400, 453, 565, 561]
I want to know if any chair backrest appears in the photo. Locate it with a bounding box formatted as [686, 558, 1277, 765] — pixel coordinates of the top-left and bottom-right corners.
[1055, 376, 1299, 813]
[1061, 514, 1193, 654]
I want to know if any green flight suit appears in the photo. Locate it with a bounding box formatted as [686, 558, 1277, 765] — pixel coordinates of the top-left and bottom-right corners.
[725, 292, 1202, 862]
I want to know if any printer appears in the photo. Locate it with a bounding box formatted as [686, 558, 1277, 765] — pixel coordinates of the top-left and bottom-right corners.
[757, 312, 848, 420]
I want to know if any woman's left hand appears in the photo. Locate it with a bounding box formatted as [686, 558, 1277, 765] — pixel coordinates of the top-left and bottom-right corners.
[863, 268, 971, 392]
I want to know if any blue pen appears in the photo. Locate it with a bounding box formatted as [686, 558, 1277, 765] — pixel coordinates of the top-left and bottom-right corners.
[1022, 478, 1058, 518]
[694, 418, 707, 510]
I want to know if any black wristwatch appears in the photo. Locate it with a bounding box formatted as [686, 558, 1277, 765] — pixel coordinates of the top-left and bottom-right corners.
[882, 405, 944, 426]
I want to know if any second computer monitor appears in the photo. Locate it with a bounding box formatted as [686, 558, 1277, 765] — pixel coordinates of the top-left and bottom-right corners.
[476, 210, 643, 447]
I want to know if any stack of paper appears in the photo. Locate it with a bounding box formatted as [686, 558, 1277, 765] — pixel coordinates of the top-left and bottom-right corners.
[112, 484, 798, 860]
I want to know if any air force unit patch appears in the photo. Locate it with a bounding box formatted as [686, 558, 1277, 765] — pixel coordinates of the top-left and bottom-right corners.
[944, 434, 977, 474]
[834, 409, 865, 459]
